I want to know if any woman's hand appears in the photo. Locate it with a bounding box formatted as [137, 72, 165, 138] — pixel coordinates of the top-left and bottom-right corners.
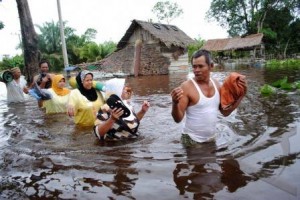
[67, 106, 75, 117]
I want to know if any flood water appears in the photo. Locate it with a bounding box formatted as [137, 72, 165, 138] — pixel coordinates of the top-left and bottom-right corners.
[0, 65, 299, 200]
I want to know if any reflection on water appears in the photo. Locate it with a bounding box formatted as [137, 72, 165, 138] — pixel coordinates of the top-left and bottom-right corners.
[0, 66, 299, 199]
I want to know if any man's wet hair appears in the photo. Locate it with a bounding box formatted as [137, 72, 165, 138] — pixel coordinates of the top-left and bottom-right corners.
[191, 49, 213, 66]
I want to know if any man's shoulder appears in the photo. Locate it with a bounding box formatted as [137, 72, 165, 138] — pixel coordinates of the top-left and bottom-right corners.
[181, 79, 194, 89]
[33, 74, 40, 79]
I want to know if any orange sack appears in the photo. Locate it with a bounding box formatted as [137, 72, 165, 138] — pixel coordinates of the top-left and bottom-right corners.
[220, 72, 246, 110]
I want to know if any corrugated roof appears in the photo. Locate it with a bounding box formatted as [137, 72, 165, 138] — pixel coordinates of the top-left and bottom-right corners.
[202, 33, 264, 51]
[117, 19, 196, 49]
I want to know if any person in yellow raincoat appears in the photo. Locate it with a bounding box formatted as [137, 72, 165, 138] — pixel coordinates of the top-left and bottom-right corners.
[67, 70, 105, 127]
[42, 74, 70, 114]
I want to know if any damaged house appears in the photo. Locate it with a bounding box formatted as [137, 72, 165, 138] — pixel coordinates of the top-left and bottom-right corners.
[202, 33, 264, 64]
[92, 19, 195, 76]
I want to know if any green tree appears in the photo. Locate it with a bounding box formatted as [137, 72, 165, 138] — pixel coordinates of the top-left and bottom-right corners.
[206, 0, 299, 36]
[36, 21, 100, 69]
[36, 21, 76, 54]
[36, 21, 62, 54]
[79, 42, 101, 62]
[188, 37, 205, 62]
[289, 19, 300, 54]
[66, 28, 98, 64]
[99, 41, 117, 59]
[0, 55, 24, 71]
[261, 7, 294, 57]
[206, 0, 300, 56]
[78, 41, 117, 62]
[152, 1, 183, 24]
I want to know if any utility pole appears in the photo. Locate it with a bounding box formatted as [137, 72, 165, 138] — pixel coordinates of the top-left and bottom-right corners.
[56, 0, 70, 77]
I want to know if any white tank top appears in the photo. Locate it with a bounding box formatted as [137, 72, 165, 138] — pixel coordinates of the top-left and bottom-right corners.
[183, 78, 220, 143]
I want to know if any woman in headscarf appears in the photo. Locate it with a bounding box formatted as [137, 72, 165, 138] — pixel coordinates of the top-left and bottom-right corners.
[67, 70, 105, 127]
[42, 74, 70, 114]
[94, 85, 150, 141]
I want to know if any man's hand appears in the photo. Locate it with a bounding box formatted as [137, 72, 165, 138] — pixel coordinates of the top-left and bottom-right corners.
[23, 86, 29, 94]
[42, 74, 50, 83]
[170, 87, 183, 104]
[141, 101, 150, 113]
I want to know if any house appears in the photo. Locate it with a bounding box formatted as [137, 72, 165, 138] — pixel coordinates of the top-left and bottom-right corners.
[202, 33, 265, 64]
[92, 19, 195, 76]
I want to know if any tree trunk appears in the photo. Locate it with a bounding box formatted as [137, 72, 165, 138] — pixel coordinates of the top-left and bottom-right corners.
[16, 0, 40, 84]
[283, 38, 290, 59]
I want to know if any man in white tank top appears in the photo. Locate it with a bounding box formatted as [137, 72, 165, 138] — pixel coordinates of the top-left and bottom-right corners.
[171, 50, 247, 145]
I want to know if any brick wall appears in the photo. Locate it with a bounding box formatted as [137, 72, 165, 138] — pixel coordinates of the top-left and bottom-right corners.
[91, 43, 170, 75]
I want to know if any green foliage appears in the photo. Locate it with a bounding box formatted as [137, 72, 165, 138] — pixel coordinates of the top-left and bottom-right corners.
[36, 21, 64, 54]
[99, 41, 117, 58]
[206, 0, 252, 35]
[79, 42, 101, 62]
[206, 0, 300, 56]
[280, 82, 293, 90]
[294, 81, 300, 89]
[266, 59, 300, 70]
[289, 19, 300, 53]
[82, 28, 97, 42]
[260, 84, 276, 96]
[271, 76, 288, 88]
[262, 7, 295, 55]
[271, 76, 298, 90]
[260, 76, 300, 96]
[36, 21, 117, 67]
[0, 55, 24, 71]
[41, 53, 64, 72]
[188, 37, 205, 63]
[260, 27, 277, 40]
[78, 41, 117, 63]
[152, 1, 183, 24]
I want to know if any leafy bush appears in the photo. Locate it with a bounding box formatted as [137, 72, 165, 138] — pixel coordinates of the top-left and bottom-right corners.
[0, 55, 24, 71]
[266, 59, 300, 70]
[260, 84, 276, 96]
[261, 76, 300, 96]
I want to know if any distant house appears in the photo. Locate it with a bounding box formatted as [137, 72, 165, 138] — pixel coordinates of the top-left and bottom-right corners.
[93, 19, 195, 76]
[202, 33, 265, 62]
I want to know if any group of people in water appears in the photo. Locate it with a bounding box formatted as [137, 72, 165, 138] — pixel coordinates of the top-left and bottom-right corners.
[3, 49, 247, 146]
[4, 59, 151, 142]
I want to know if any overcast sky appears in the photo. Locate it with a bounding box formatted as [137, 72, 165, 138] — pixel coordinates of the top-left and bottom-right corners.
[0, 0, 228, 57]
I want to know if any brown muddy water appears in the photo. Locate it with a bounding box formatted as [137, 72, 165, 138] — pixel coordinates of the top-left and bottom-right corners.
[0, 66, 299, 200]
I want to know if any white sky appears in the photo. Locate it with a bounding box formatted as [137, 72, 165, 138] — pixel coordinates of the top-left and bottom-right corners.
[0, 0, 228, 57]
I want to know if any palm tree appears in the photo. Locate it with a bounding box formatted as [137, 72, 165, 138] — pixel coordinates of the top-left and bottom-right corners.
[36, 21, 62, 54]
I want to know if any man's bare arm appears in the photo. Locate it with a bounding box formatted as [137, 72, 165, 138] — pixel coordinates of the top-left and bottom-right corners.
[171, 83, 189, 123]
